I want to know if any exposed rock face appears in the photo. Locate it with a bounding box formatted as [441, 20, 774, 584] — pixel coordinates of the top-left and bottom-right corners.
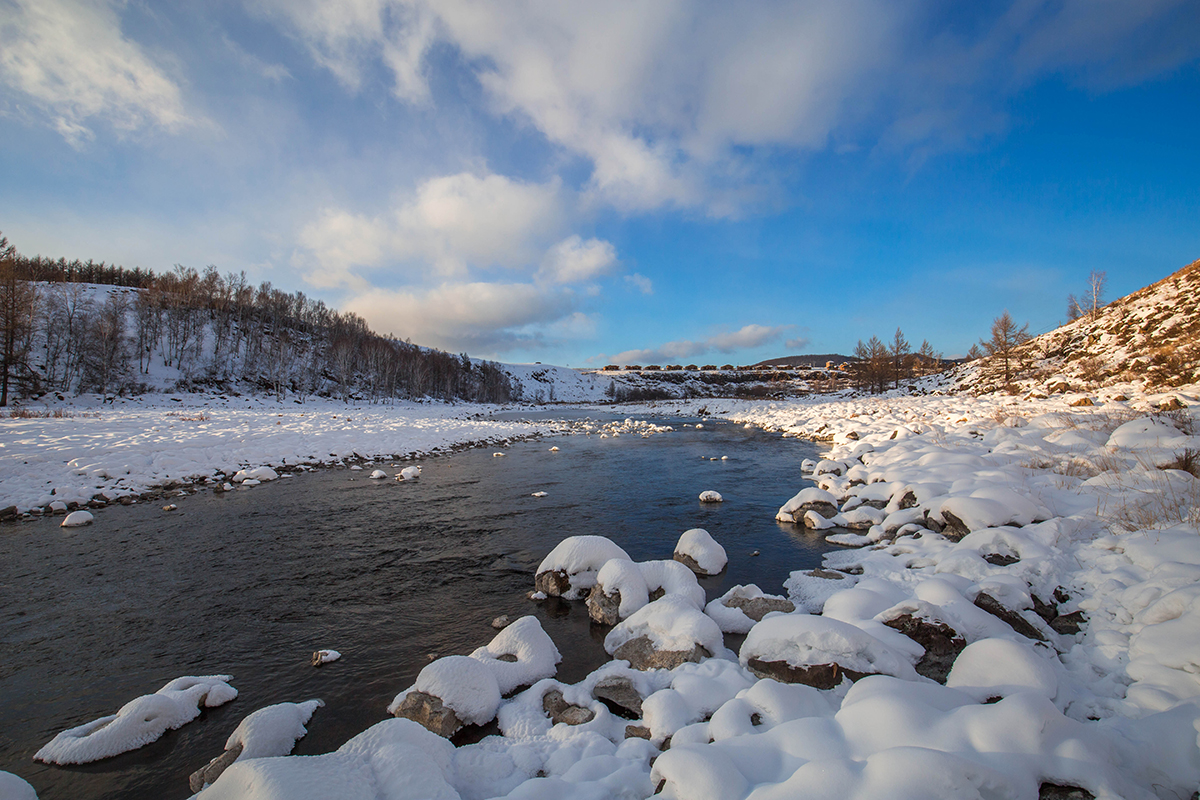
[624, 725, 651, 740]
[745, 657, 869, 689]
[672, 552, 710, 575]
[798, 501, 839, 522]
[391, 690, 462, 738]
[983, 553, 1020, 566]
[1069, 397, 1095, 407]
[593, 675, 643, 718]
[725, 594, 795, 622]
[938, 509, 972, 541]
[534, 569, 572, 597]
[1032, 593, 1086, 635]
[973, 593, 1047, 642]
[189, 742, 244, 792]
[587, 585, 622, 626]
[612, 636, 710, 671]
[883, 614, 966, 684]
[897, 490, 919, 509]
[542, 689, 595, 726]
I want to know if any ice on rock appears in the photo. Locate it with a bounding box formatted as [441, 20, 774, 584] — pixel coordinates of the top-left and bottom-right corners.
[369, 469, 388, 479]
[535, 536, 632, 599]
[60, 510, 93, 527]
[945, 638, 1058, 702]
[673, 528, 727, 575]
[740, 614, 919, 687]
[0, 771, 38, 800]
[35, 675, 237, 764]
[469, 616, 562, 695]
[698, 490, 723, 503]
[398, 466, 421, 481]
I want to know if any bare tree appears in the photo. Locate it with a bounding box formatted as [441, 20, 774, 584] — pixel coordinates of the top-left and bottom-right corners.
[0, 235, 38, 405]
[890, 327, 910, 388]
[981, 310, 1030, 385]
[1086, 270, 1107, 318]
[1066, 293, 1082, 322]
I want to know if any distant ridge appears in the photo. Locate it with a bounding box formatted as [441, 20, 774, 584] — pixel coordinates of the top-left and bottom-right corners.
[752, 354, 856, 368]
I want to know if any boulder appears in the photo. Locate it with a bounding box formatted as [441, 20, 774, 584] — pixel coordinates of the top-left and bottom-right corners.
[586, 585, 622, 626]
[612, 636, 709, 671]
[973, 593, 1047, 642]
[744, 658, 867, 690]
[189, 743, 244, 793]
[882, 613, 966, 684]
[534, 569, 572, 597]
[624, 725, 651, 740]
[391, 691, 462, 738]
[541, 689, 595, 726]
[592, 675, 643, 718]
[725, 594, 795, 622]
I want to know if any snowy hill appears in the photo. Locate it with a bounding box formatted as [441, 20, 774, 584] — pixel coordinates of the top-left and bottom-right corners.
[955, 258, 1200, 397]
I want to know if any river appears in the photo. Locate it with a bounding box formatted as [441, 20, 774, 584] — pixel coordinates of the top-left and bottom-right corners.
[0, 412, 826, 800]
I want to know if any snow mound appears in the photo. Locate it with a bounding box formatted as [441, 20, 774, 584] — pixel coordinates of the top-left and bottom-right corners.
[698, 490, 723, 503]
[35, 675, 238, 764]
[391, 656, 501, 727]
[398, 466, 421, 480]
[673, 528, 727, 574]
[536, 535, 632, 599]
[226, 700, 324, 760]
[60, 510, 93, 528]
[605, 594, 724, 657]
[233, 466, 278, 483]
[369, 470, 388, 479]
[469, 616, 561, 695]
[946, 638, 1058, 701]
[776, 487, 838, 522]
[740, 614, 918, 680]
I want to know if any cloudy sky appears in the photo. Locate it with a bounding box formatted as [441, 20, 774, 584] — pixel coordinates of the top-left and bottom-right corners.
[1, 0, 1198, 366]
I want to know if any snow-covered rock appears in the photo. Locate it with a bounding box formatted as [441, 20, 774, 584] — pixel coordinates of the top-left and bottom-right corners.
[535, 535, 632, 599]
[698, 490, 723, 503]
[189, 700, 324, 791]
[60, 510, 93, 527]
[35, 675, 238, 764]
[740, 614, 919, 688]
[672, 528, 727, 575]
[705, 585, 795, 634]
[605, 595, 724, 670]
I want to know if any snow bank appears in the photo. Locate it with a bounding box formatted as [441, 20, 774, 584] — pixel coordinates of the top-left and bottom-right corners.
[35, 675, 237, 764]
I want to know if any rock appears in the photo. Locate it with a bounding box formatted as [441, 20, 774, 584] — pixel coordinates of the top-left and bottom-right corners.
[1110, 394, 1129, 402]
[60, 510, 94, 528]
[973, 592, 1047, 642]
[672, 552, 706, 576]
[311, 649, 340, 666]
[491, 615, 511, 630]
[163, 504, 178, 512]
[612, 635, 709, 671]
[1047, 381, 1071, 394]
[938, 509, 971, 541]
[534, 569, 572, 597]
[982, 553, 1019, 566]
[586, 585, 622, 626]
[698, 490, 723, 503]
[0, 505, 18, 521]
[1038, 783, 1095, 800]
[189, 742, 244, 792]
[542, 689, 595, 726]
[1050, 611, 1086, 635]
[1157, 397, 1187, 411]
[804, 568, 846, 580]
[624, 725, 651, 740]
[745, 658, 867, 689]
[882, 614, 966, 683]
[1068, 397, 1095, 407]
[896, 490, 919, 509]
[724, 594, 795, 622]
[391, 690, 462, 738]
[593, 675, 643, 718]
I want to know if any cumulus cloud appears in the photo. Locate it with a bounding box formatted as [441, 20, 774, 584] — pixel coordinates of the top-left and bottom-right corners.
[298, 171, 566, 286]
[625, 273, 653, 294]
[343, 281, 578, 355]
[603, 323, 792, 365]
[541, 235, 617, 284]
[0, 0, 193, 146]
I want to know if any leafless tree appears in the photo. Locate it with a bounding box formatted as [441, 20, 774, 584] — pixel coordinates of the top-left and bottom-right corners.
[0, 235, 38, 405]
[1087, 270, 1107, 318]
[981, 310, 1030, 385]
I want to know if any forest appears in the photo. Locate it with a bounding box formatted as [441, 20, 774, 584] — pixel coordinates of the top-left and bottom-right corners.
[0, 235, 514, 406]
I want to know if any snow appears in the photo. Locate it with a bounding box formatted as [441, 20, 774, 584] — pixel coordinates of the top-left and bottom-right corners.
[469, 616, 562, 695]
[673, 528, 727, 574]
[313, 649, 341, 665]
[604, 594, 725, 657]
[536, 536, 632, 599]
[0, 395, 559, 515]
[0, 771, 38, 800]
[391, 656, 502, 727]
[60, 510, 93, 527]
[740, 614, 920, 681]
[224, 700, 324, 761]
[399, 466, 422, 481]
[369, 469, 388, 479]
[705, 584, 791, 634]
[945, 638, 1058, 701]
[698, 490, 723, 503]
[35, 675, 238, 764]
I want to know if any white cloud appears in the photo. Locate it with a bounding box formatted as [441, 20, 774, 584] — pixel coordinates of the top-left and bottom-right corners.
[541, 235, 617, 284]
[343, 281, 577, 355]
[0, 0, 193, 146]
[625, 273, 653, 294]
[784, 337, 811, 351]
[604, 323, 792, 365]
[298, 171, 565, 286]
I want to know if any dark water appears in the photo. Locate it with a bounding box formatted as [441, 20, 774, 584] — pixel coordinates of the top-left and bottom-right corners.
[0, 413, 824, 800]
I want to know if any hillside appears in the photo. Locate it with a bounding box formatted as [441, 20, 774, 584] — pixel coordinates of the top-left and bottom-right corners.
[956, 258, 1200, 397]
[752, 353, 855, 368]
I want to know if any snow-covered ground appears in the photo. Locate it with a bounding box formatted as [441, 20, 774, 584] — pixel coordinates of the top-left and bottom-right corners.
[6, 380, 1200, 799]
[0, 394, 558, 515]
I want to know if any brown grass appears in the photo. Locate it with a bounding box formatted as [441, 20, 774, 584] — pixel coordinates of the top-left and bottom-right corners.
[2, 408, 75, 418]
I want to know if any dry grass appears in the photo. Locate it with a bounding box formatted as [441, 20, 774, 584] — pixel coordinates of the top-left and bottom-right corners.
[1094, 456, 1200, 531]
[165, 411, 210, 421]
[2, 408, 76, 418]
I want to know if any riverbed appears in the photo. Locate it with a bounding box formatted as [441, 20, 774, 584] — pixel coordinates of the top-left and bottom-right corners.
[0, 413, 825, 800]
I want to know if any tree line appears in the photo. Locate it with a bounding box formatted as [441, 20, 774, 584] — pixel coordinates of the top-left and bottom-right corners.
[0, 234, 513, 406]
[850, 329, 944, 394]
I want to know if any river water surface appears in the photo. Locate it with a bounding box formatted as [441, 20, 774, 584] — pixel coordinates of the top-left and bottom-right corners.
[1, 412, 826, 800]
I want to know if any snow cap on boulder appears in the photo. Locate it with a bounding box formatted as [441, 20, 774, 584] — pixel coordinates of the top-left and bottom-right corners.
[535, 535, 632, 599]
[673, 528, 727, 575]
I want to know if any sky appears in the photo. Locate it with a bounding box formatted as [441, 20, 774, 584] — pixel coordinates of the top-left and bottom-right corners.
[1, 0, 1198, 367]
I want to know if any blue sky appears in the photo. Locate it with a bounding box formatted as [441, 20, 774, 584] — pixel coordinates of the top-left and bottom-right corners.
[1, 0, 1198, 367]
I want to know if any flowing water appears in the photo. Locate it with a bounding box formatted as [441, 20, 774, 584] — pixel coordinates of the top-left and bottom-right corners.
[0, 412, 827, 800]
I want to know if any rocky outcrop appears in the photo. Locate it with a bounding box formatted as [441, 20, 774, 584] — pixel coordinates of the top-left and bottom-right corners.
[613, 636, 709, 671]
[391, 691, 462, 738]
[973, 593, 1047, 642]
